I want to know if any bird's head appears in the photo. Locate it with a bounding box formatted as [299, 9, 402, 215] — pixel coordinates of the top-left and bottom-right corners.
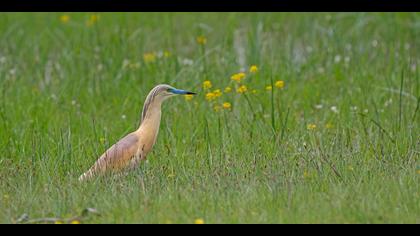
[144, 84, 196, 108]
[153, 84, 196, 101]
[141, 84, 196, 121]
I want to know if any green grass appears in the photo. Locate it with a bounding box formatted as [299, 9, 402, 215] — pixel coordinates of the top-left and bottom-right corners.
[0, 12, 419, 224]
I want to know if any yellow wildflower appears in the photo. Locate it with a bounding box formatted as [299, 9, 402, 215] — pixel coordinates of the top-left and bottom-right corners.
[163, 51, 171, 58]
[206, 92, 216, 101]
[249, 65, 258, 73]
[196, 36, 207, 45]
[231, 72, 246, 83]
[86, 14, 100, 26]
[203, 80, 212, 90]
[184, 94, 194, 101]
[214, 105, 222, 112]
[325, 123, 334, 129]
[90, 14, 100, 22]
[70, 220, 80, 224]
[265, 85, 272, 91]
[223, 102, 232, 110]
[307, 124, 317, 130]
[99, 137, 106, 144]
[143, 52, 156, 63]
[60, 15, 70, 24]
[237, 85, 248, 94]
[213, 89, 222, 98]
[275, 80, 285, 89]
[224, 87, 232, 93]
[55, 221, 63, 224]
[252, 89, 258, 94]
[194, 218, 205, 224]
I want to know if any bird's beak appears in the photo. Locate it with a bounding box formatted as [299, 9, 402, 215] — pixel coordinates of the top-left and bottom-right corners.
[169, 88, 197, 95]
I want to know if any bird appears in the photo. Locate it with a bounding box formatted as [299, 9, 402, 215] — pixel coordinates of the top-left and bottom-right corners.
[79, 84, 196, 181]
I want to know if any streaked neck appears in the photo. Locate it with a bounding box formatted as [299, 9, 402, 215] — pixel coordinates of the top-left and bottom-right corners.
[139, 99, 162, 129]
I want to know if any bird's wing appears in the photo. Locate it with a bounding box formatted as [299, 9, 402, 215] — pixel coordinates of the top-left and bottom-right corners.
[80, 133, 140, 180]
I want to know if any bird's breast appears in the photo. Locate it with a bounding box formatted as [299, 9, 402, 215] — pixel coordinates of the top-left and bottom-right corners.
[137, 116, 161, 155]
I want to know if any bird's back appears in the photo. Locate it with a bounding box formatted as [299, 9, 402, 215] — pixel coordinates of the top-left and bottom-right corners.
[79, 132, 140, 181]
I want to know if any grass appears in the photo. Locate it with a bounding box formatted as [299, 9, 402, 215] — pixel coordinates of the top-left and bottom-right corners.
[0, 12, 419, 224]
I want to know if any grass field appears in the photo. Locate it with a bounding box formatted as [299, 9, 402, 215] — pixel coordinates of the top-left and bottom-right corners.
[0, 13, 419, 224]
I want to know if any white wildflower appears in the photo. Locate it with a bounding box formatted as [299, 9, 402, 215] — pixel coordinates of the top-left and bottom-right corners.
[334, 55, 341, 63]
[384, 98, 393, 107]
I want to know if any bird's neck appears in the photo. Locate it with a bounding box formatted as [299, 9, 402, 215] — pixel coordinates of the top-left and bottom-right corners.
[139, 100, 162, 130]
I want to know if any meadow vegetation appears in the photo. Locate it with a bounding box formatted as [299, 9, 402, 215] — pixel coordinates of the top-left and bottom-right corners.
[0, 13, 419, 223]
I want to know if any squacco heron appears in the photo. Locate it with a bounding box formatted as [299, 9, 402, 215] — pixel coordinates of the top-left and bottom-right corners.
[79, 84, 196, 181]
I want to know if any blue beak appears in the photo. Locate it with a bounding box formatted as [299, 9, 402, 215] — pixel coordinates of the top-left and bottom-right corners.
[169, 88, 196, 95]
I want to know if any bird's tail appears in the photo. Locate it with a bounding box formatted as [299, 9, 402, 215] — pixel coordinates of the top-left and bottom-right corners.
[79, 159, 107, 182]
[78, 168, 95, 182]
